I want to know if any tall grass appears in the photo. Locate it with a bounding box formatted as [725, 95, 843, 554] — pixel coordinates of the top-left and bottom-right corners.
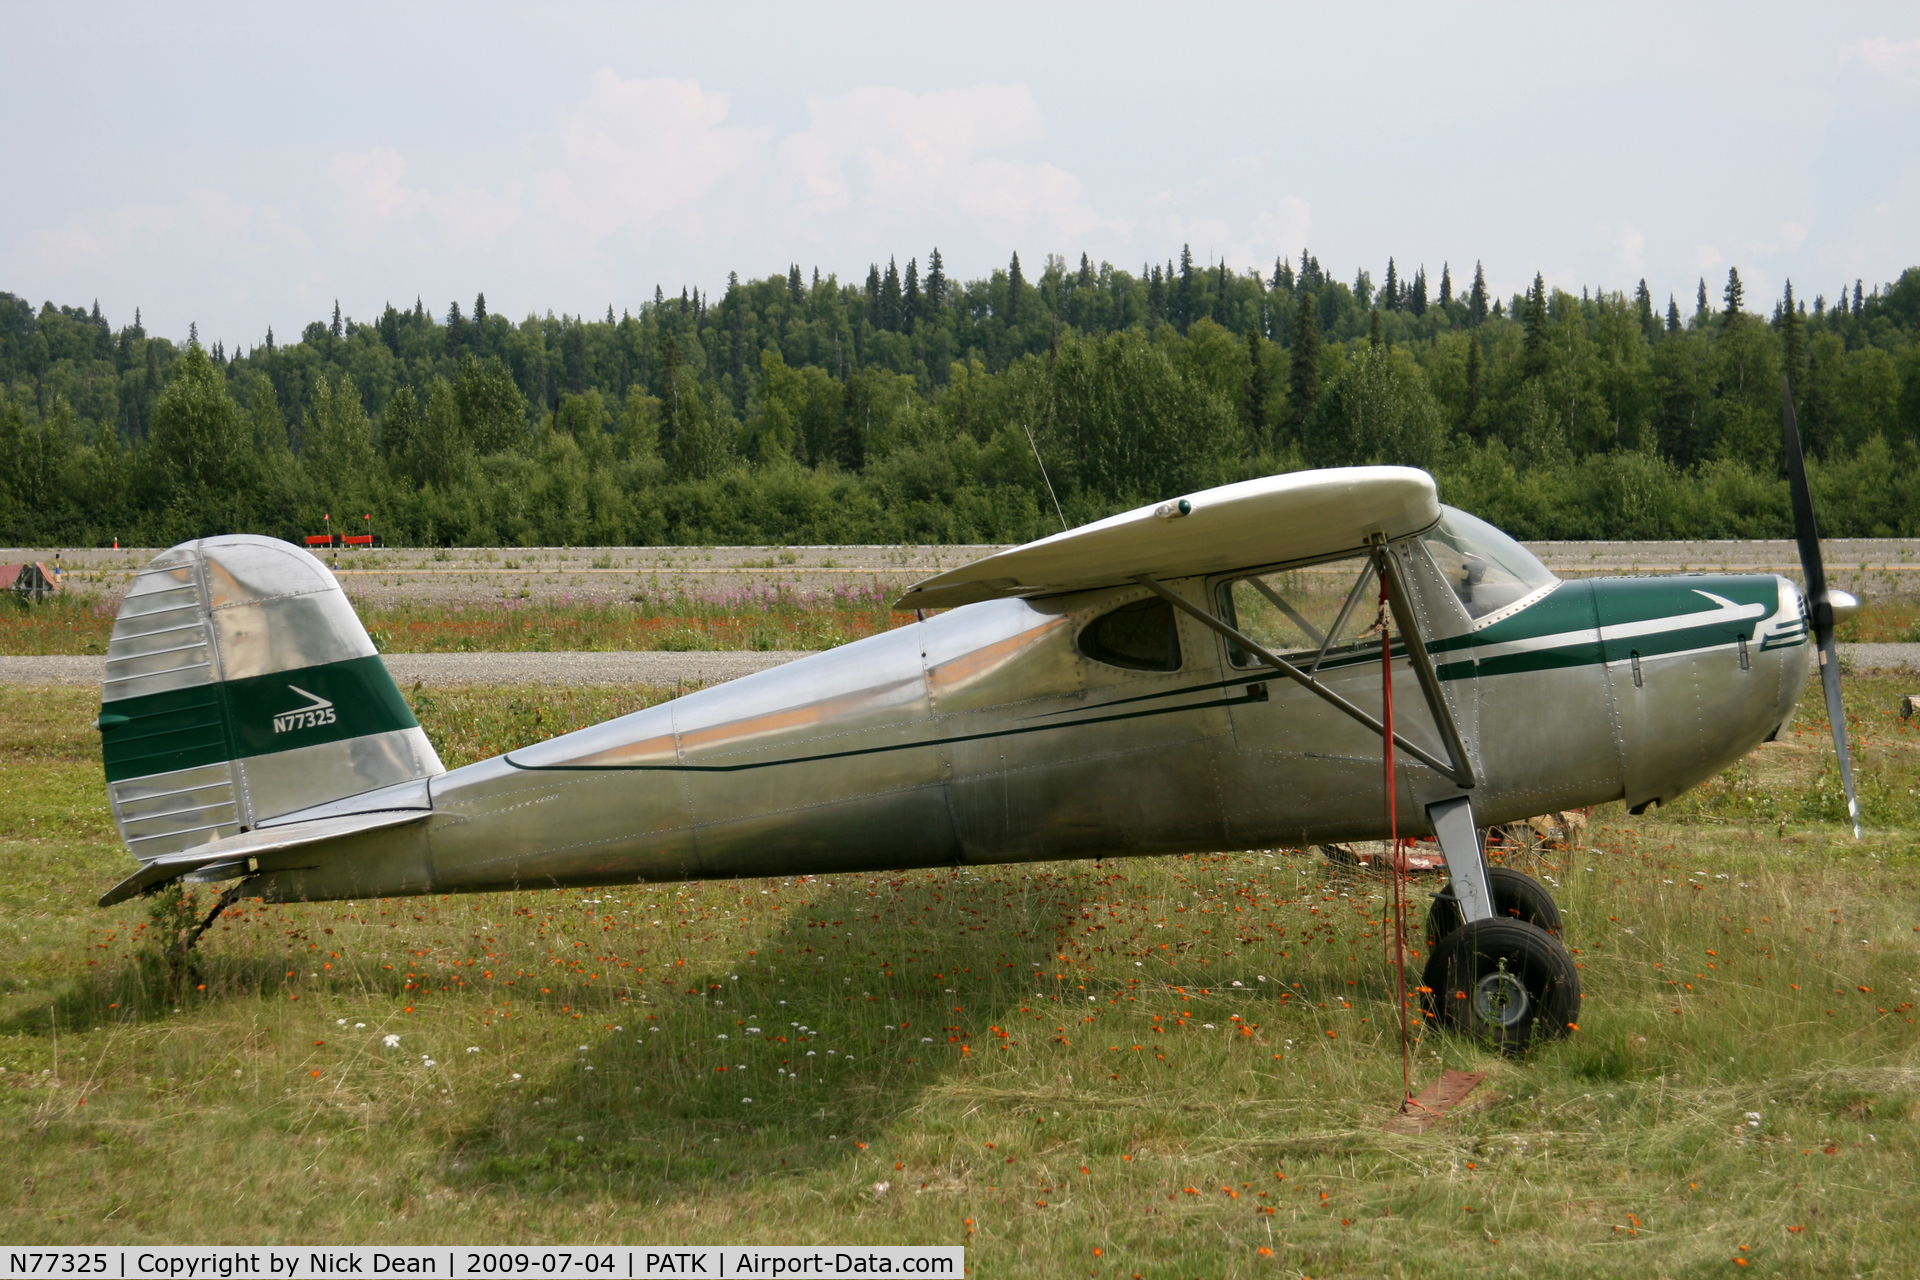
[4, 680, 1920, 1274]
[0, 584, 914, 656]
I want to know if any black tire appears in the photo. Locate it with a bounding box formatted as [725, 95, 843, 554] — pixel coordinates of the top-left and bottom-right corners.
[1426, 866, 1563, 950]
[1421, 918, 1580, 1054]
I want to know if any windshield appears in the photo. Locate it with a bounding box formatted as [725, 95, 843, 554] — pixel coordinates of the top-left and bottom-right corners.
[1421, 506, 1558, 620]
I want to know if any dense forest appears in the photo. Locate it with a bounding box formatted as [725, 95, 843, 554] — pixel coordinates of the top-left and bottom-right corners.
[3, 248, 1919, 548]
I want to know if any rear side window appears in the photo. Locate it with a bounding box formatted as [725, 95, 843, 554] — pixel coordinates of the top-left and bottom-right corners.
[1079, 597, 1181, 671]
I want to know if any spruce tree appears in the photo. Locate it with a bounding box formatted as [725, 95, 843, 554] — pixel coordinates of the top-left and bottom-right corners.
[1243, 325, 1268, 453]
[925, 248, 946, 313]
[904, 258, 920, 327]
[1666, 295, 1682, 332]
[1723, 267, 1744, 321]
[1410, 267, 1428, 317]
[1438, 262, 1452, 307]
[1782, 279, 1807, 403]
[1149, 264, 1167, 325]
[1177, 245, 1195, 330]
[474, 292, 488, 329]
[1463, 332, 1483, 436]
[881, 257, 902, 330]
[787, 264, 805, 306]
[331, 300, 343, 341]
[1007, 251, 1025, 324]
[1523, 273, 1549, 374]
[1288, 295, 1321, 437]
[1853, 280, 1864, 316]
[1635, 279, 1654, 334]
[1468, 262, 1488, 326]
[1383, 257, 1399, 311]
[1695, 278, 1710, 323]
[865, 264, 881, 319]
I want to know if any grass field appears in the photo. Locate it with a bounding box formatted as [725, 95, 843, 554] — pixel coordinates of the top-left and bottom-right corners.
[0, 588, 913, 656]
[4, 676, 1920, 1276]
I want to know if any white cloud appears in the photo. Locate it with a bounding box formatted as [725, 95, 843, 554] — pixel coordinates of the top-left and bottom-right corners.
[15, 202, 179, 276]
[774, 84, 1110, 247]
[1596, 221, 1647, 278]
[326, 147, 427, 249]
[1239, 196, 1312, 270]
[303, 75, 1118, 295]
[538, 72, 770, 240]
[1844, 35, 1920, 86]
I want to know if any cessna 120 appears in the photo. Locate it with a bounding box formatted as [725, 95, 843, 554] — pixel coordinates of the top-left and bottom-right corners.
[91, 380, 1857, 1052]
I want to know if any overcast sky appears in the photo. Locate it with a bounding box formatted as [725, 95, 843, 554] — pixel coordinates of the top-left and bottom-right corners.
[4, 2, 1916, 348]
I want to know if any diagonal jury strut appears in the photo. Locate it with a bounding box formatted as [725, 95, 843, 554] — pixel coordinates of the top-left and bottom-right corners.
[1132, 571, 1474, 789]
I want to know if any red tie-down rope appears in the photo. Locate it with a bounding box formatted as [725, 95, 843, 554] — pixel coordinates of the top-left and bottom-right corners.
[1377, 570, 1419, 1109]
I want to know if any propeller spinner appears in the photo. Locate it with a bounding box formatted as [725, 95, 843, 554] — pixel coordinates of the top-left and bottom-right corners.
[1781, 373, 1862, 839]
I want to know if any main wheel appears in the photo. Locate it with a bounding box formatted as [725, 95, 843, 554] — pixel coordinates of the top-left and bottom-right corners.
[1426, 866, 1563, 949]
[1421, 918, 1580, 1054]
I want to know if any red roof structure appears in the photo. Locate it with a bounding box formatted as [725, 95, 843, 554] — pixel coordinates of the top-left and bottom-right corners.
[0, 562, 62, 598]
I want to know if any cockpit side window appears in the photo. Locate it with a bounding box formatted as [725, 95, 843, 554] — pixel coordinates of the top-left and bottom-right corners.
[1420, 506, 1559, 620]
[1079, 597, 1182, 671]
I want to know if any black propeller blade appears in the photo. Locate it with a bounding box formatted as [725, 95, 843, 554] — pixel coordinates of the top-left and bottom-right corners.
[1781, 373, 1861, 839]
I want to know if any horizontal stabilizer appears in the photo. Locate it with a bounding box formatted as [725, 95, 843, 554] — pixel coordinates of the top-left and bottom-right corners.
[97, 808, 430, 907]
[895, 466, 1439, 610]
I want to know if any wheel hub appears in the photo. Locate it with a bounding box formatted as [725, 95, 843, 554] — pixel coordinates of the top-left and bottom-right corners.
[1473, 970, 1531, 1027]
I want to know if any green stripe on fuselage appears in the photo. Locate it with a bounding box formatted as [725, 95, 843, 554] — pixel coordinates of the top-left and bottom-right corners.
[100, 654, 419, 783]
[1427, 575, 1785, 682]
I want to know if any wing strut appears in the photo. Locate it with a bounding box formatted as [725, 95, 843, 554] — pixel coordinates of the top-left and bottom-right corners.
[1374, 536, 1478, 790]
[1133, 572, 1474, 789]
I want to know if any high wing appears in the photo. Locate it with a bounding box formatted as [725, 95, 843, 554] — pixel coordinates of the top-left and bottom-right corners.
[892, 466, 1440, 610]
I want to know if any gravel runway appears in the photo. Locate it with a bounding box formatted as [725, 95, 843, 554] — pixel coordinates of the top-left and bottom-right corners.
[12, 538, 1920, 611]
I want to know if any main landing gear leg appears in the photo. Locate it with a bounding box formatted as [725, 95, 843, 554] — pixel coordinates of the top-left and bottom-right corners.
[1428, 796, 1495, 924]
[1421, 796, 1580, 1054]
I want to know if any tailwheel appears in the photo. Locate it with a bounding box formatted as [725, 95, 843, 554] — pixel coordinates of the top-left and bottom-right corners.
[1426, 866, 1562, 949]
[1422, 918, 1580, 1054]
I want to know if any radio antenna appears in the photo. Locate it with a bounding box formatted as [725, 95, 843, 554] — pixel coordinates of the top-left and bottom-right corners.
[1021, 421, 1069, 531]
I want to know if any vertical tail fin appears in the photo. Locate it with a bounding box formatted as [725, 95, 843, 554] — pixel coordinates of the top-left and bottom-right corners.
[98, 535, 443, 865]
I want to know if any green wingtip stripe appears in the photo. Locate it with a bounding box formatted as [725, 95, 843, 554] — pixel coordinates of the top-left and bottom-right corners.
[99, 654, 419, 783]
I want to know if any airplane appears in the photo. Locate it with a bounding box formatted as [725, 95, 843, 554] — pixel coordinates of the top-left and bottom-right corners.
[90, 379, 1856, 1054]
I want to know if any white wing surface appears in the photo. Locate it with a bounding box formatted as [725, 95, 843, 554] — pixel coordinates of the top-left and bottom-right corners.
[895, 466, 1439, 610]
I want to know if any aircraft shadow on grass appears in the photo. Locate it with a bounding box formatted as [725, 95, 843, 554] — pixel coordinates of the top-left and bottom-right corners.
[438, 861, 1412, 1201]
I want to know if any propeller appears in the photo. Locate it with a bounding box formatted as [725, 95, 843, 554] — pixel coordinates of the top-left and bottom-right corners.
[1781, 373, 1861, 839]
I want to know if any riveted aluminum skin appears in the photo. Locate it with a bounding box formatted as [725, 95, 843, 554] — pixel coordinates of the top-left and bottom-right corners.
[241, 533, 1813, 905]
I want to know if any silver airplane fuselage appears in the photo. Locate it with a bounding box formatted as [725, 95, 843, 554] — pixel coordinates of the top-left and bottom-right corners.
[241, 538, 1813, 905]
